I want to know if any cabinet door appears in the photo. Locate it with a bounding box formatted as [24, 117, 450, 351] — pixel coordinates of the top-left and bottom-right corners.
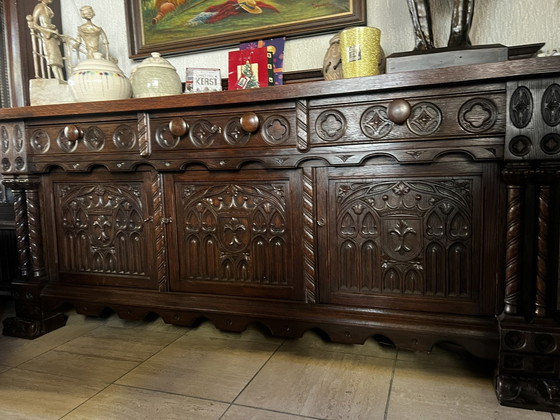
[167, 169, 305, 301]
[43, 170, 163, 289]
[318, 161, 503, 316]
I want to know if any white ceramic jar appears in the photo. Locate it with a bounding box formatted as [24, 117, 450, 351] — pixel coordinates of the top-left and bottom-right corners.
[68, 53, 132, 102]
[130, 52, 182, 98]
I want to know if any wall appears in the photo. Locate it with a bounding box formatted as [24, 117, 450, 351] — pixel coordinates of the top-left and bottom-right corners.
[59, 0, 560, 80]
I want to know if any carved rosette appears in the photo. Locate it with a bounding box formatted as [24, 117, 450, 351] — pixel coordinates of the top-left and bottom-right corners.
[406, 102, 442, 136]
[190, 120, 220, 148]
[334, 178, 472, 297]
[360, 106, 393, 139]
[155, 124, 181, 149]
[56, 129, 78, 153]
[56, 183, 146, 276]
[83, 126, 105, 151]
[316, 110, 346, 142]
[458, 98, 498, 133]
[30, 129, 50, 153]
[224, 119, 250, 145]
[509, 135, 532, 157]
[113, 125, 137, 150]
[541, 83, 560, 127]
[510, 86, 533, 129]
[262, 116, 290, 145]
[179, 182, 289, 285]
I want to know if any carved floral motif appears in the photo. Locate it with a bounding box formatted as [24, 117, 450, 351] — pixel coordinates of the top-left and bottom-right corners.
[178, 182, 289, 285]
[334, 178, 473, 297]
[56, 183, 146, 275]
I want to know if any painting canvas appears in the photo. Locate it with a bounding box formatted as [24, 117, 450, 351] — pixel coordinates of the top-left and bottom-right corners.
[126, 0, 366, 58]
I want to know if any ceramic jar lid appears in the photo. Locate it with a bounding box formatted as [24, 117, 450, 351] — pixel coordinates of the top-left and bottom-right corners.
[136, 52, 177, 71]
[72, 52, 125, 75]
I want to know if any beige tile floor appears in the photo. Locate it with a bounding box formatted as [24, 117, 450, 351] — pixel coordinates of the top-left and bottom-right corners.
[0, 296, 556, 420]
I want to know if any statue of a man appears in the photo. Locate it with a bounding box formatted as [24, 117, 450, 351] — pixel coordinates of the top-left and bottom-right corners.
[30, 0, 65, 80]
[73, 6, 111, 60]
[407, 0, 475, 51]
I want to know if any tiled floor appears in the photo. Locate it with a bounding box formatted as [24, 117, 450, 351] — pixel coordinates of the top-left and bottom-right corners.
[0, 296, 556, 420]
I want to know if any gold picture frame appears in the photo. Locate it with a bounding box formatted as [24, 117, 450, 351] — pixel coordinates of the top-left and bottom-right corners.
[125, 0, 366, 58]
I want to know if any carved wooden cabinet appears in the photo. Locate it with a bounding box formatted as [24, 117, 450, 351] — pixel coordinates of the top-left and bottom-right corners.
[1, 57, 559, 412]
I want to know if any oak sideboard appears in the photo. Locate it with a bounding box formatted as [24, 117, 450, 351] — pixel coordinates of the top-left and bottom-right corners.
[1, 57, 559, 412]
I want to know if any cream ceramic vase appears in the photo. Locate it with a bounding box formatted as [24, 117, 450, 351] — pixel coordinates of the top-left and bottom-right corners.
[68, 53, 132, 102]
[130, 52, 182, 98]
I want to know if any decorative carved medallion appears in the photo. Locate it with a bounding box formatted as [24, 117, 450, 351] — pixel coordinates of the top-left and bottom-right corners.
[190, 119, 220, 148]
[155, 124, 180, 149]
[83, 126, 105, 151]
[406, 102, 442, 136]
[510, 86, 533, 128]
[14, 157, 25, 171]
[542, 83, 560, 127]
[316, 110, 346, 141]
[30, 129, 50, 153]
[509, 135, 532, 157]
[262, 116, 290, 145]
[224, 119, 250, 145]
[540, 133, 560, 155]
[113, 125, 136, 150]
[57, 129, 78, 153]
[458, 98, 498, 133]
[1, 158, 10, 171]
[1, 126, 8, 153]
[360, 106, 393, 138]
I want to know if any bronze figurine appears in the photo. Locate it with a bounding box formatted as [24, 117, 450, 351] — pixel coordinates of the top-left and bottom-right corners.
[407, 0, 475, 51]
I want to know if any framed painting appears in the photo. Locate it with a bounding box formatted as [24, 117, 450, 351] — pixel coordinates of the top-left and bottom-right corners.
[125, 0, 366, 58]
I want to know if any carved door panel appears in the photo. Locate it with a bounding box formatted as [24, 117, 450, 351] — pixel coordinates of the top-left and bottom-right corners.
[43, 170, 163, 289]
[167, 169, 305, 301]
[318, 161, 503, 316]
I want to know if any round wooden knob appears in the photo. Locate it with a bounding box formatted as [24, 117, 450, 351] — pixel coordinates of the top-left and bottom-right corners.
[387, 99, 411, 124]
[63, 125, 83, 142]
[169, 118, 189, 137]
[240, 112, 260, 133]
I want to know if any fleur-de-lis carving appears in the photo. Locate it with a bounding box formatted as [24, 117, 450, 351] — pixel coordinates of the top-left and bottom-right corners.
[224, 217, 246, 248]
[389, 219, 417, 255]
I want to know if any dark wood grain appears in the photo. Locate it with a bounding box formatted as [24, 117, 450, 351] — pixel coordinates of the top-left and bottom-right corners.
[1, 56, 560, 413]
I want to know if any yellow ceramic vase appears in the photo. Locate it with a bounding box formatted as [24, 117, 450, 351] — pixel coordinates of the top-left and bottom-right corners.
[340, 26, 382, 78]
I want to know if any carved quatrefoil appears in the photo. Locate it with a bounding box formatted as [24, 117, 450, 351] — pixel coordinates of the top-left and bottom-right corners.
[263, 116, 290, 145]
[316, 110, 346, 141]
[458, 98, 497, 133]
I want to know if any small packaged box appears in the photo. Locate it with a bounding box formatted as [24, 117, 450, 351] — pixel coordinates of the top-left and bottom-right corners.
[185, 68, 222, 93]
